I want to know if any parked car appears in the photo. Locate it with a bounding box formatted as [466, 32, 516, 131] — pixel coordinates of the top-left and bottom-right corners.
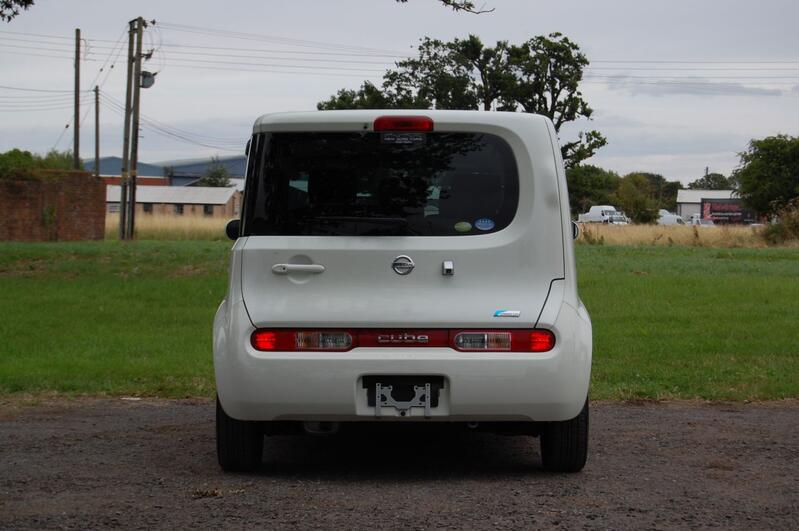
[658, 209, 685, 225]
[578, 205, 625, 224]
[688, 214, 716, 227]
[214, 110, 592, 473]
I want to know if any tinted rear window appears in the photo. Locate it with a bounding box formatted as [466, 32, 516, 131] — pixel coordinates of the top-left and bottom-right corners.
[242, 132, 518, 236]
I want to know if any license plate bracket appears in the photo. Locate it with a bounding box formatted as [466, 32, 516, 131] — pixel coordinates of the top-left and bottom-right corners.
[363, 375, 444, 418]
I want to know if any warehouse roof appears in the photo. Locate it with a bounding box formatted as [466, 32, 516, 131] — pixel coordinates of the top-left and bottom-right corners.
[676, 189, 737, 204]
[106, 185, 237, 205]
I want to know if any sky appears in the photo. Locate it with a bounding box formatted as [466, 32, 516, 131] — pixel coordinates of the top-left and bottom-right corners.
[1, 0, 797, 184]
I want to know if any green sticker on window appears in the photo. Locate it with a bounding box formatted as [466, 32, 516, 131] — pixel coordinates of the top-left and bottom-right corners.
[454, 221, 472, 233]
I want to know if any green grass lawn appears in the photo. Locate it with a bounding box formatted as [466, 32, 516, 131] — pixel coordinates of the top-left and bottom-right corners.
[0, 241, 797, 400]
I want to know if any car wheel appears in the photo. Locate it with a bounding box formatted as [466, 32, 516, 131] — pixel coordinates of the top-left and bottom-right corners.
[216, 395, 263, 472]
[539, 400, 589, 473]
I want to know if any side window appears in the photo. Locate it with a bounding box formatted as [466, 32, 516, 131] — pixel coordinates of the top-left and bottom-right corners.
[203, 204, 214, 216]
[174, 204, 184, 215]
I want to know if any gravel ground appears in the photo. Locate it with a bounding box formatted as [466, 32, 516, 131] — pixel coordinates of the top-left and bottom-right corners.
[1, 398, 797, 529]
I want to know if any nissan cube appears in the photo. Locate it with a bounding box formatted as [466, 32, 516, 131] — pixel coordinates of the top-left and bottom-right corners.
[214, 110, 592, 472]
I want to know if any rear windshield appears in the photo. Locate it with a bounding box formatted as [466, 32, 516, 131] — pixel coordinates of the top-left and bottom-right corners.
[241, 131, 519, 236]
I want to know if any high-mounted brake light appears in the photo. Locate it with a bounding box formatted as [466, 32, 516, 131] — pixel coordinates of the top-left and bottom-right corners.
[374, 116, 434, 132]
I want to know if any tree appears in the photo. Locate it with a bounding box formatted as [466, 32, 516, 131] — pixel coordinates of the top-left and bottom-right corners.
[395, 0, 493, 14]
[615, 173, 658, 223]
[0, 148, 78, 177]
[1, 0, 33, 22]
[688, 172, 732, 190]
[197, 157, 232, 187]
[565, 164, 620, 217]
[733, 135, 799, 216]
[318, 33, 605, 168]
[636, 172, 681, 211]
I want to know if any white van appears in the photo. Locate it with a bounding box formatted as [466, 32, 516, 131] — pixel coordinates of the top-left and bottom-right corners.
[214, 110, 592, 472]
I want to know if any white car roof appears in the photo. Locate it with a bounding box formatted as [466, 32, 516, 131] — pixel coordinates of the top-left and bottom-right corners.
[253, 110, 553, 133]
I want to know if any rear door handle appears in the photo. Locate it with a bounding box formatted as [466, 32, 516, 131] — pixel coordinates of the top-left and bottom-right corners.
[271, 263, 326, 275]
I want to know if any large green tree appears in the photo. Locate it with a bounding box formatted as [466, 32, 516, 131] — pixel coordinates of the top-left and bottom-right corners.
[1, 0, 33, 21]
[566, 164, 620, 217]
[733, 135, 799, 215]
[688, 172, 732, 190]
[636, 172, 681, 211]
[318, 33, 605, 168]
[614, 173, 659, 223]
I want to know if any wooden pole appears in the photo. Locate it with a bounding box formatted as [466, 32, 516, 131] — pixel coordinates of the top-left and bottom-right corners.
[119, 20, 135, 239]
[73, 28, 80, 169]
[94, 85, 99, 178]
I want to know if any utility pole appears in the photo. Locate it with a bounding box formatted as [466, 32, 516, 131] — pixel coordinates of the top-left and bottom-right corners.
[119, 20, 135, 239]
[127, 16, 146, 240]
[73, 28, 80, 170]
[94, 86, 100, 178]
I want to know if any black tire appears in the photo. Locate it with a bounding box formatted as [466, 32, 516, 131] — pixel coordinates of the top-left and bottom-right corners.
[216, 396, 263, 472]
[540, 400, 589, 473]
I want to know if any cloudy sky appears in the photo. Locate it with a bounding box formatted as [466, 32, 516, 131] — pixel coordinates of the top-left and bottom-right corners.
[1, 0, 797, 183]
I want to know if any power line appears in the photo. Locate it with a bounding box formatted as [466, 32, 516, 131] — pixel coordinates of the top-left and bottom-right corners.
[156, 21, 406, 56]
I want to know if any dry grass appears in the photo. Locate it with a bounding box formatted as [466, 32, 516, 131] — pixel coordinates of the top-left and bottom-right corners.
[576, 223, 788, 248]
[103, 214, 788, 248]
[105, 214, 228, 240]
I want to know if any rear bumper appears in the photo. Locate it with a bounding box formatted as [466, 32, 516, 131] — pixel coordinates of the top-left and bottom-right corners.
[214, 300, 591, 422]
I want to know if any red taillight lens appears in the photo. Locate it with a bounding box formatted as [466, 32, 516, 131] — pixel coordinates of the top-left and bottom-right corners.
[251, 330, 278, 351]
[374, 115, 434, 132]
[528, 330, 556, 352]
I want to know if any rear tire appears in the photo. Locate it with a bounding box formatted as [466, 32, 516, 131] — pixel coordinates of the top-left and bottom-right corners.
[216, 396, 263, 472]
[540, 400, 589, 473]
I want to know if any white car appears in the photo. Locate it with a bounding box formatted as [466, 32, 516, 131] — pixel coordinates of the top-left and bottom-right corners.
[658, 209, 685, 225]
[577, 205, 624, 224]
[214, 110, 592, 473]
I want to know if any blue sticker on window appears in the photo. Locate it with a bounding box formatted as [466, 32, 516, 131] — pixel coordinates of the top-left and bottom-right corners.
[474, 218, 495, 231]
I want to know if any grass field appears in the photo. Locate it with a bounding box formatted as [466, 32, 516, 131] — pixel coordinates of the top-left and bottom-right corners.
[1, 240, 797, 400]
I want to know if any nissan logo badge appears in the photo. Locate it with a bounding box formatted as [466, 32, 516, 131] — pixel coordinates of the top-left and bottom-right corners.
[391, 255, 415, 275]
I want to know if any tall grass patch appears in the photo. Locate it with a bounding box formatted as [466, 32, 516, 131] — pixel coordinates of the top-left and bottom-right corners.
[105, 214, 228, 241]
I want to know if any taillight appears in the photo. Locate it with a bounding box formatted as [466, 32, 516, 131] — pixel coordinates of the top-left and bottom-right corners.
[250, 329, 554, 352]
[454, 332, 512, 351]
[295, 331, 352, 350]
[373, 115, 434, 132]
[452, 330, 555, 352]
[251, 330, 278, 351]
[251, 330, 352, 352]
[528, 330, 556, 352]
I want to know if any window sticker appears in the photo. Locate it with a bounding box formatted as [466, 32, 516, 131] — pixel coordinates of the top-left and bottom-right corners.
[474, 218, 495, 231]
[381, 133, 426, 145]
[454, 221, 472, 233]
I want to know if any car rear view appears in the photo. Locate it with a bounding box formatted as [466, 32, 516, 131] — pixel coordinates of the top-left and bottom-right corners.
[213, 110, 592, 472]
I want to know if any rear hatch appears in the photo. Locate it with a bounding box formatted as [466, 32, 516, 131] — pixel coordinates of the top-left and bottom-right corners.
[239, 115, 564, 329]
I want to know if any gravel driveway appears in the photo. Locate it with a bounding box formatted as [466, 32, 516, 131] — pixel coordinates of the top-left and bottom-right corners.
[1, 399, 797, 529]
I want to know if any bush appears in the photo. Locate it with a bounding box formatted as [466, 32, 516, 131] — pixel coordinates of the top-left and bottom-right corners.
[0, 149, 79, 179]
[762, 199, 799, 244]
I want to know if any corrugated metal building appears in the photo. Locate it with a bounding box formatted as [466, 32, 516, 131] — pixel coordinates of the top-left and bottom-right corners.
[106, 185, 241, 218]
[676, 189, 757, 223]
